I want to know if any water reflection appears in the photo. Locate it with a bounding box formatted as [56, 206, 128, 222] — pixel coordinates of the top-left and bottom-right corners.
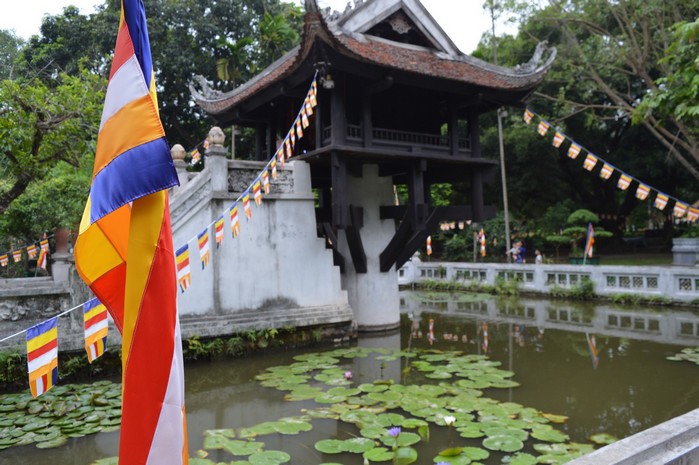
[2, 292, 698, 465]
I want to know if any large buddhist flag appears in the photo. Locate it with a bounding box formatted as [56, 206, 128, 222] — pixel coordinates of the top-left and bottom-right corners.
[83, 298, 108, 363]
[73, 1, 187, 463]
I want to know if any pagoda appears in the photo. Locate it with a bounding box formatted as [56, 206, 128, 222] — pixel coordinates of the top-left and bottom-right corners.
[192, 0, 555, 330]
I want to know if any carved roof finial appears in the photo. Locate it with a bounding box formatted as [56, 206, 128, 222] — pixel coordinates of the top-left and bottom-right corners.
[305, 0, 319, 13]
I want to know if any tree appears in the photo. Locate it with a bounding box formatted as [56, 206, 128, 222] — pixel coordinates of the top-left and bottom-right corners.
[546, 209, 612, 257]
[0, 69, 104, 240]
[0, 30, 23, 80]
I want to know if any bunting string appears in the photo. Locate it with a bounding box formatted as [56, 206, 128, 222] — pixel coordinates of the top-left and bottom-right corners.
[524, 108, 699, 222]
[0, 73, 319, 397]
[0, 235, 53, 270]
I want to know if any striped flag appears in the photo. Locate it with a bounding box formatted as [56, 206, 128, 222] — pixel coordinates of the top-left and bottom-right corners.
[301, 108, 310, 128]
[296, 118, 303, 139]
[599, 163, 614, 180]
[617, 174, 632, 190]
[285, 138, 292, 158]
[309, 83, 317, 107]
[230, 205, 241, 238]
[83, 298, 108, 363]
[478, 228, 486, 257]
[37, 246, 48, 270]
[26, 317, 58, 398]
[673, 202, 688, 218]
[636, 184, 650, 200]
[253, 180, 262, 206]
[278, 146, 286, 168]
[176, 244, 191, 293]
[39, 239, 49, 253]
[12, 249, 21, 262]
[27, 245, 38, 260]
[687, 208, 699, 222]
[584, 223, 595, 258]
[197, 228, 211, 269]
[537, 120, 550, 136]
[586, 333, 599, 369]
[304, 96, 313, 117]
[583, 153, 598, 171]
[243, 193, 252, 219]
[262, 169, 270, 194]
[290, 126, 296, 147]
[214, 215, 225, 248]
[73, 1, 188, 462]
[0, 254, 7, 267]
[523, 109, 533, 124]
[567, 143, 582, 159]
[654, 193, 669, 210]
[552, 131, 565, 148]
[271, 158, 278, 179]
[426, 235, 432, 256]
[190, 147, 201, 164]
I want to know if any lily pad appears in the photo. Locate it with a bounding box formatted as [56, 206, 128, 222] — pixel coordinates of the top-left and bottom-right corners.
[248, 450, 291, 465]
[394, 446, 418, 465]
[314, 439, 346, 454]
[35, 435, 68, 449]
[503, 452, 537, 465]
[203, 436, 264, 456]
[482, 435, 524, 452]
[363, 447, 394, 462]
[530, 425, 569, 443]
[590, 433, 617, 445]
[342, 437, 376, 453]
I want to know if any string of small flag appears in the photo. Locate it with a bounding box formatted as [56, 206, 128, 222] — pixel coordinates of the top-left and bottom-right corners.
[524, 108, 699, 221]
[0, 236, 52, 270]
[0, 74, 319, 398]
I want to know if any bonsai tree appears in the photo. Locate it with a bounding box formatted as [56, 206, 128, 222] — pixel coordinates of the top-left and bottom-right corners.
[546, 209, 612, 257]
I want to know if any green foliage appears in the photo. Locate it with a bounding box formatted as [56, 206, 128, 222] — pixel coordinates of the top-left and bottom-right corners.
[494, 276, 521, 296]
[546, 209, 612, 256]
[0, 30, 23, 80]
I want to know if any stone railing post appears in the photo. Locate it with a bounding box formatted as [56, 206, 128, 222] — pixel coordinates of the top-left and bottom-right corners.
[170, 144, 189, 188]
[206, 126, 228, 194]
[51, 227, 71, 285]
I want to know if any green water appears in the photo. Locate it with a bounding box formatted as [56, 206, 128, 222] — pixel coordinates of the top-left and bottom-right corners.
[1, 292, 698, 464]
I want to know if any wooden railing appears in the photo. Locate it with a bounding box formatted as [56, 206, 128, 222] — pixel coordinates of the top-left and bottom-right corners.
[321, 125, 470, 153]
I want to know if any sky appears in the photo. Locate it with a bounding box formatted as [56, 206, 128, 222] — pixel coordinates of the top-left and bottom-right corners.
[0, 0, 510, 54]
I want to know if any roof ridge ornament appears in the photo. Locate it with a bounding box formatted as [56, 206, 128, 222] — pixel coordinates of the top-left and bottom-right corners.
[514, 41, 557, 75]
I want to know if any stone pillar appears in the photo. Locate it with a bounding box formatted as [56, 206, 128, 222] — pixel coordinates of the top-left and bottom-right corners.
[170, 144, 189, 188]
[206, 126, 228, 194]
[339, 164, 400, 331]
[52, 227, 71, 284]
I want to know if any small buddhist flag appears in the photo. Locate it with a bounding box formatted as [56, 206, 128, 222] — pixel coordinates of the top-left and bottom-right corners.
[39, 239, 49, 254]
[230, 205, 241, 238]
[537, 120, 550, 136]
[83, 298, 108, 363]
[262, 169, 270, 194]
[523, 109, 533, 124]
[599, 163, 614, 180]
[617, 174, 632, 190]
[636, 184, 650, 200]
[654, 193, 669, 211]
[478, 228, 486, 257]
[426, 235, 432, 256]
[584, 223, 595, 259]
[175, 244, 191, 293]
[0, 255, 7, 267]
[290, 127, 296, 147]
[271, 158, 278, 179]
[197, 228, 211, 270]
[214, 215, 225, 248]
[567, 143, 582, 159]
[27, 245, 38, 260]
[12, 250, 22, 263]
[673, 202, 688, 218]
[26, 317, 58, 398]
[37, 247, 48, 270]
[552, 131, 565, 148]
[583, 153, 598, 171]
[243, 193, 252, 219]
[305, 96, 313, 116]
[301, 109, 310, 128]
[191, 148, 201, 164]
[687, 208, 699, 222]
[285, 138, 292, 158]
[253, 180, 262, 206]
[295, 118, 303, 139]
[277, 146, 285, 168]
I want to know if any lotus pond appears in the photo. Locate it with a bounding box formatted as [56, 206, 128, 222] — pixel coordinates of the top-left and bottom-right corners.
[1, 291, 698, 465]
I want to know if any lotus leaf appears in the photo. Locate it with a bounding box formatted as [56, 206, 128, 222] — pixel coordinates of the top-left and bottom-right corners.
[358, 383, 388, 393]
[314, 393, 348, 404]
[541, 413, 568, 424]
[394, 446, 418, 465]
[188, 459, 216, 465]
[363, 447, 394, 462]
[22, 419, 51, 432]
[482, 435, 524, 452]
[283, 387, 323, 401]
[203, 437, 264, 456]
[35, 435, 68, 449]
[379, 431, 421, 447]
[503, 452, 537, 465]
[432, 454, 472, 465]
[530, 426, 569, 443]
[342, 437, 376, 453]
[302, 408, 339, 419]
[457, 424, 484, 439]
[482, 426, 528, 441]
[248, 450, 291, 465]
[314, 439, 346, 454]
[425, 371, 454, 380]
[375, 413, 406, 427]
[401, 418, 428, 429]
[89, 458, 119, 465]
[589, 433, 617, 445]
